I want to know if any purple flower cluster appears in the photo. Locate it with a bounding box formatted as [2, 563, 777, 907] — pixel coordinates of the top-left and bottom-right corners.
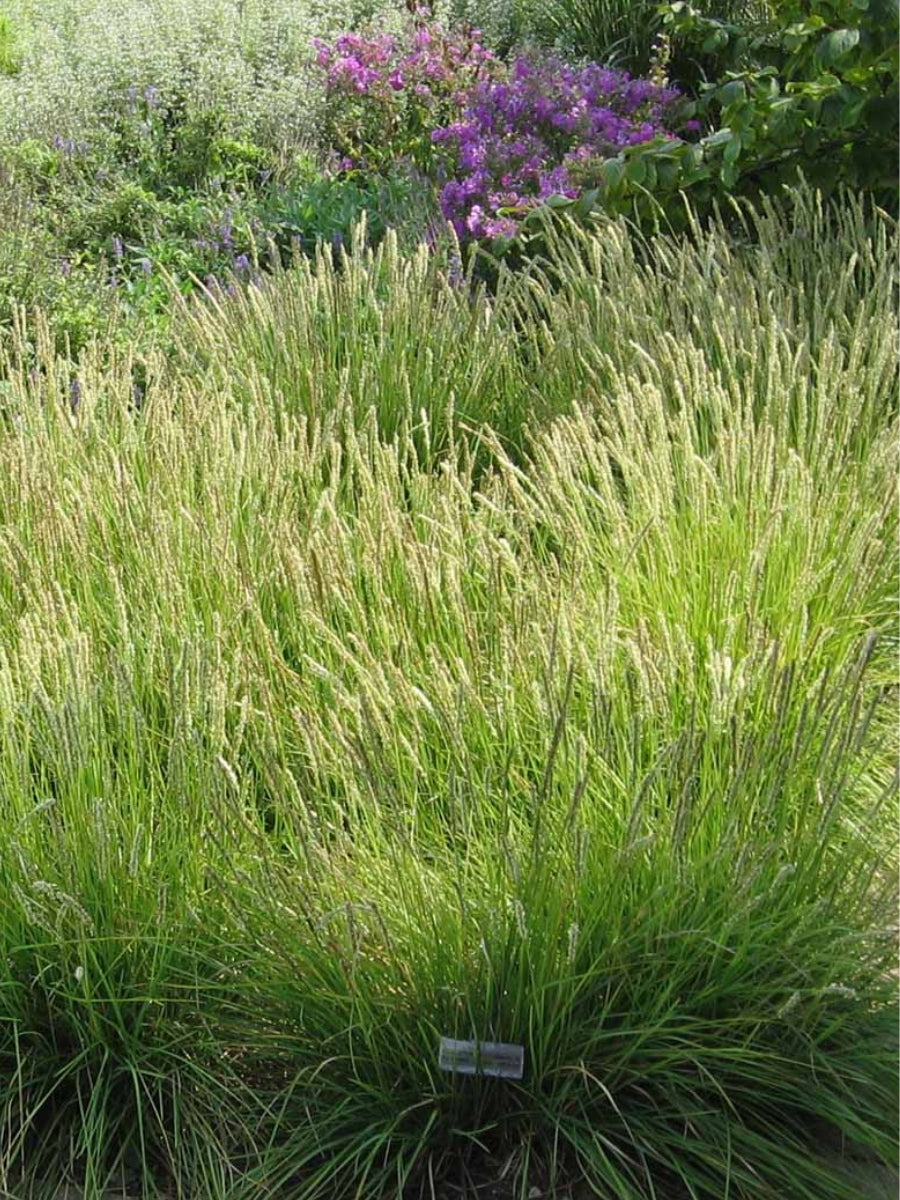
[313, 18, 684, 244]
[311, 20, 497, 174]
[431, 57, 681, 240]
[314, 24, 495, 100]
[313, 31, 399, 95]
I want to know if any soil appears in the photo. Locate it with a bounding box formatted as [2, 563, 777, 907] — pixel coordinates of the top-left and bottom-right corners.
[13, 1160, 895, 1200]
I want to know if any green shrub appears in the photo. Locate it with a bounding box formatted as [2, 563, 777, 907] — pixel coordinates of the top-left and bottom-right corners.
[581, 0, 899, 225]
[0, 175, 121, 358]
[0, 85, 286, 354]
[513, 0, 770, 72]
[0, 14, 23, 76]
[103, 87, 278, 196]
[258, 167, 440, 259]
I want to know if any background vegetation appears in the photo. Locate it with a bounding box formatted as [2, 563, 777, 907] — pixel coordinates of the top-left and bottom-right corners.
[0, 0, 895, 353]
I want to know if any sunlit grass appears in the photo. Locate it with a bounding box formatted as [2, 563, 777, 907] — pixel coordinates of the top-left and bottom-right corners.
[0, 189, 896, 1199]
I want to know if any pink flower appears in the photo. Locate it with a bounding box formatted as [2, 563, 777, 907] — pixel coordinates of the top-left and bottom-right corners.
[311, 38, 331, 67]
[484, 216, 519, 239]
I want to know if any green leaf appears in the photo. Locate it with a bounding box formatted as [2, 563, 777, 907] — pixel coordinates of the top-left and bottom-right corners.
[684, 143, 704, 170]
[702, 29, 727, 52]
[723, 132, 742, 164]
[817, 29, 861, 65]
[802, 128, 822, 155]
[598, 157, 626, 189]
[656, 158, 681, 190]
[718, 79, 746, 106]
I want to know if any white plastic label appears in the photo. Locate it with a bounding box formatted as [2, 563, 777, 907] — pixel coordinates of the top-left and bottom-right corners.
[438, 1037, 524, 1079]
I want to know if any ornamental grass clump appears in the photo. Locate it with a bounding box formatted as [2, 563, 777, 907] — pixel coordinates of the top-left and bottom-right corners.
[170, 219, 538, 462]
[0, 190, 896, 1198]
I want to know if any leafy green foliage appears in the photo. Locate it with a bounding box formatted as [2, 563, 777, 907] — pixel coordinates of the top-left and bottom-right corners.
[507, 0, 770, 72]
[582, 0, 898, 224]
[0, 14, 23, 76]
[105, 87, 277, 196]
[0, 84, 287, 354]
[259, 167, 439, 259]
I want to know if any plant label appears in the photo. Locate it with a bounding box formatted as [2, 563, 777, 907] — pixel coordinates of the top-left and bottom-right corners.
[438, 1036, 524, 1079]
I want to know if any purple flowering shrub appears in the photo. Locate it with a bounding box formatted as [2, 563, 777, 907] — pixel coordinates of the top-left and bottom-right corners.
[431, 57, 683, 241]
[313, 16, 685, 246]
[312, 20, 499, 178]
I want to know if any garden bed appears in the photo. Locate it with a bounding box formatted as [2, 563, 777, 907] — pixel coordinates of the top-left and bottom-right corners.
[0, 3, 896, 1199]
